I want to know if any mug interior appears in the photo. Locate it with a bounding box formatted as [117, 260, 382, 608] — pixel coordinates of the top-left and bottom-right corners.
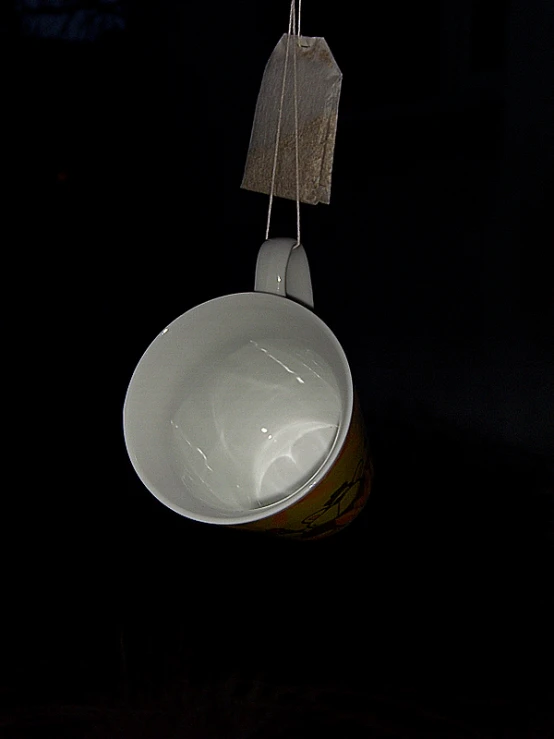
[123, 292, 353, 524]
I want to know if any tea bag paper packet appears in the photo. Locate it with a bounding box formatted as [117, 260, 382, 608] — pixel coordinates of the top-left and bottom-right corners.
[241, 33, 342, 206]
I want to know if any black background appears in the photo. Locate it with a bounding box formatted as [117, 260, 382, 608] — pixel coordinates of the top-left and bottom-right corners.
[4, 1, 554, 736]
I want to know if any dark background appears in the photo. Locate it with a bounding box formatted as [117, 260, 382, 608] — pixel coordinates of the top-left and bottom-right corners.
[4, 1, 554, 736]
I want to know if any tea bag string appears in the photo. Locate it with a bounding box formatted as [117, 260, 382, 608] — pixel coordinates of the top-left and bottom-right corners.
[265, 0, 302, 248]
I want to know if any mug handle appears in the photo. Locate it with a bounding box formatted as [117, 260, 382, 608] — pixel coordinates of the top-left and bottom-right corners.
[254, 238, 314, 309]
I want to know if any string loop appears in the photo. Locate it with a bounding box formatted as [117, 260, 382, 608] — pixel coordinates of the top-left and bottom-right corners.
[265, 1, 302, 248]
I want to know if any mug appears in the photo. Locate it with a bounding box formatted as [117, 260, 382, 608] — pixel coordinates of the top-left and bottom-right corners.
[123, 238, 372, 540]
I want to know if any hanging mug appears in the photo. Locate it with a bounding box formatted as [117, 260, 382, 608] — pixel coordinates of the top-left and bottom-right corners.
[123, 238, 372, 539]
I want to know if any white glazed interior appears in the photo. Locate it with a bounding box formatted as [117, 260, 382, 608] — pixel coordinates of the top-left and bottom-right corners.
[123, 292, 353, 524]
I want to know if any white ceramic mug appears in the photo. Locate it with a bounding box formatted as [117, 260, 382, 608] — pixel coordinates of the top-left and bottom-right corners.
[123, 238, 372, 539]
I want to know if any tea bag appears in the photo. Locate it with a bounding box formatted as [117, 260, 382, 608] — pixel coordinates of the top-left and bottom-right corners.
[241, 32, 342, 206]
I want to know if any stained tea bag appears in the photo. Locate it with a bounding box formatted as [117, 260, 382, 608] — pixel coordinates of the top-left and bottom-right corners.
[241, 32, 342, 206]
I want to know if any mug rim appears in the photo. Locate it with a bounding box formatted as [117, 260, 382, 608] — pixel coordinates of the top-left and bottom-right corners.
[123, 291, 354, 525]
